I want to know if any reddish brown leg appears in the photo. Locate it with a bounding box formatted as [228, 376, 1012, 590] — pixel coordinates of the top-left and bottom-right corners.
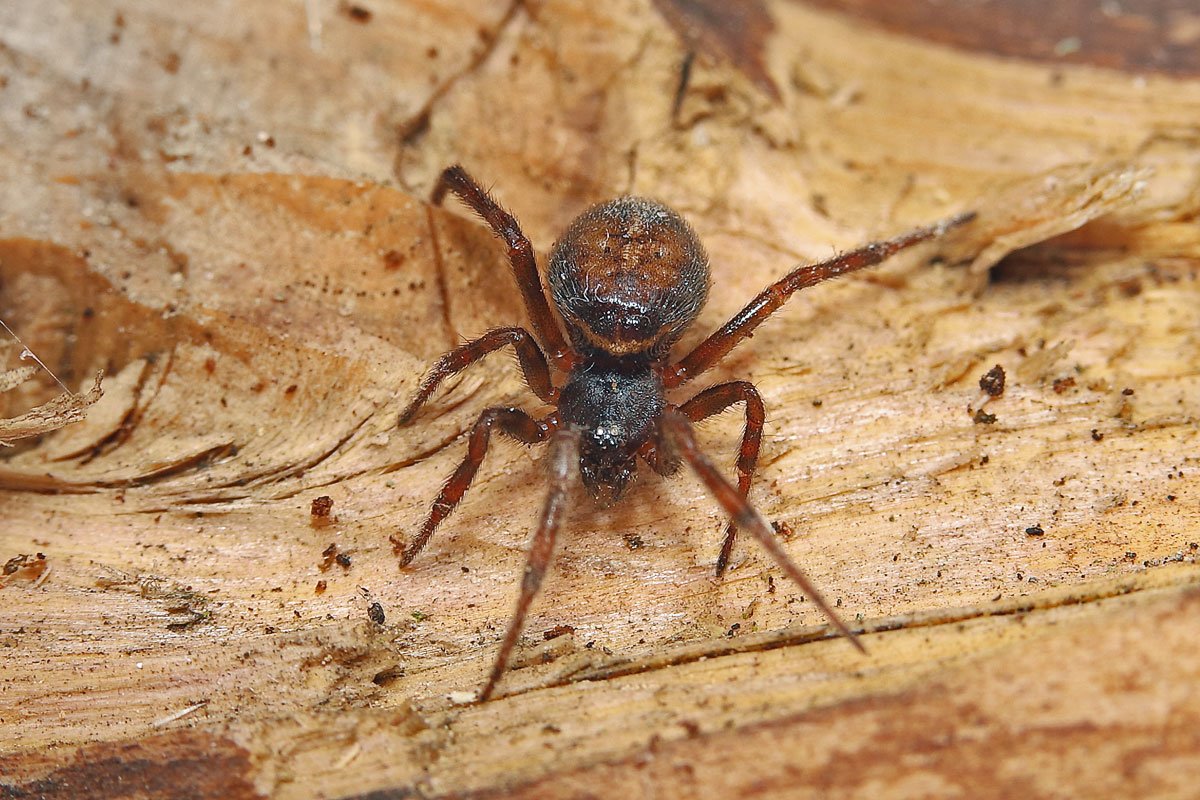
[678, 381, 765, 577]
[480, 428, 579, 701]
[660, 411, 865, 653]
[664, 212, 975, 388]
[398, 327, 554, 425]
[397, 407, 557, 566]
[433, 165, 574, 367]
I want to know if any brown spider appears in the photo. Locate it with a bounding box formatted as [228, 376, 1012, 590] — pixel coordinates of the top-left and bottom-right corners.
[396, 165, 973, 700]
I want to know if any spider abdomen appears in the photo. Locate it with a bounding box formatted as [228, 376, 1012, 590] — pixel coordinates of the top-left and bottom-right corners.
[559, 362, 665, 506]
[548, 197, 710, 359]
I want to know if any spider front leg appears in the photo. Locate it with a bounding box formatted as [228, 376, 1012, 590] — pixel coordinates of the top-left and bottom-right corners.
[664, 212, 975, 388]
[395, 407, 557, 566]
[398, 327, 554, 425]
[480, 428, 579, 701]
[678, 381, 766, 577]
[660, 411, 865, 653]
[432, 165, 574, 367]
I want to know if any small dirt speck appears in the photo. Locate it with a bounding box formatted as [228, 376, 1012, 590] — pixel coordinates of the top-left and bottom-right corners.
[372, 664, 404, 685]
[979, 364, 1005, 396]
[1052, 376, 1076, 394]
[341, 3, 372, 22]
[311, 495, 333, 518]
[543, 624, 575, 640]
[973, 409, 997, 424]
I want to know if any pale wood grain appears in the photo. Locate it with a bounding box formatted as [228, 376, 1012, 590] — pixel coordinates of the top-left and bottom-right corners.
[0, 1, 1197, 798]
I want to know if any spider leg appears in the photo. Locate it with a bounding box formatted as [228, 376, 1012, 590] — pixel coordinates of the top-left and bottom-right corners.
[398, 326, 554, 425]
[663, 212, 975, 389]
[396, 407, 557, 566]
[660, 410, 866, 653]
[480, 428, 579, 701]
[678, 382, 766, 577]
[432, 165, 575, 368]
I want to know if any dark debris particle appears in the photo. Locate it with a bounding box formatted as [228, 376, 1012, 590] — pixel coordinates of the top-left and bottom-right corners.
[342, 3, 373, 22]
[382, 249, 405, 270]
[372, 664, 405, 685]
[1122, 387, 1135, 395]
[1025, 525, 1045, 536]
[1052, 376, 1076, 394]
[368, 602, 385, 625]
[1116, 276, 1143, 296]
[311, 495, 334, 518]
[335, 553, 352, 568]
[811, 397, 823, 407]
[315, 580, 327, 595]
[320, 543, 338, 571]
[973, 409, 997, 424]
[543, 624, 575, 641]
[979, 364, 1006, 396]
[623, 534, 644, 550]
[3, 553, 47, 577]
[1091, 429, 1104, 441]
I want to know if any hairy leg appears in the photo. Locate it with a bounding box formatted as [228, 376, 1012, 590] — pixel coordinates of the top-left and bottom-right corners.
[395, 407, 557, 566]
[398, 327, 554, 425]
[479, 428, 580, 701]
[660, 410, 865, 653]
[664, 212, 975, 388]
[432, 165, 574, 367]
[678, 381, 766, 576]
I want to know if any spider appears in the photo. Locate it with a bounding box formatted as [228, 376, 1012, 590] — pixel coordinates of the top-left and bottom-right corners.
[396, 165, 974, 700]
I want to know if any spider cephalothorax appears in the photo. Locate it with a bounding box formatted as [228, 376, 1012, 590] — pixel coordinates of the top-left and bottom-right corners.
[396, 165, 973, 701]
[557, 359, 665, 506]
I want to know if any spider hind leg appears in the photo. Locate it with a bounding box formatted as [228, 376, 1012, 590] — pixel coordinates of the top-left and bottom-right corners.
[678, 381, 765, 576]
[660, 410, 865, 653]
[479, 428, 580, 701]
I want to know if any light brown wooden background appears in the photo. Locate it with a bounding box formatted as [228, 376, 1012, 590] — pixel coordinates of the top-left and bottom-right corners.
[1, 1, 1198, 798]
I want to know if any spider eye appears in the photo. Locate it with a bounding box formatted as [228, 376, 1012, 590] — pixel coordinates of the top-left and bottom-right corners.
[592, 424, 623, 449]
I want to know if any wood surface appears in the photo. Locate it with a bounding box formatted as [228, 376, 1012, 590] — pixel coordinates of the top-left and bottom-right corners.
[1, 1, 1198, 798]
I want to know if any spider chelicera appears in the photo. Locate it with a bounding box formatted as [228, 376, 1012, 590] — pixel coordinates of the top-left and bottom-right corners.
[395, 165, 974, 700]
